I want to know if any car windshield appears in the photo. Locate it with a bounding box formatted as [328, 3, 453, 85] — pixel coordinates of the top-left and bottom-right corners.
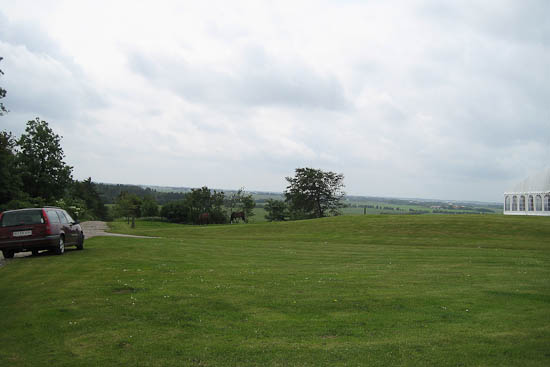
[0, 210, 45, 227]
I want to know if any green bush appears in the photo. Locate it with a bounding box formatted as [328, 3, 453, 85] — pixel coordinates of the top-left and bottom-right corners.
[161, 200, 189, 223]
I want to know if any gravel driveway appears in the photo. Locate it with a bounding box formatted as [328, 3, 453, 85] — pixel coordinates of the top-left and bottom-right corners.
[80, 221, 158, 239]
[0, 221, 156, 265]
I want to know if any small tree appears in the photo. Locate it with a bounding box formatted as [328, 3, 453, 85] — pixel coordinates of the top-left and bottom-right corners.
[284, 168, 345, 219]
[264, 199, 288, 221]
[225, 187, 256, 220]
[186, 187, 226, 224]
[114, 192, 142, 225]
[241, 194, 256, 220]
[141, 196, 159, 217]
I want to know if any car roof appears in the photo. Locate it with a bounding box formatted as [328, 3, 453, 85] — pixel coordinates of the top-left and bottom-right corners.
[1, 207, 62, 214]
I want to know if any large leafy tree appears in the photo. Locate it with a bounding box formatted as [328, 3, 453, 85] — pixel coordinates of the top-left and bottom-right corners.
[17, 118, 73, 202]
[0, 59, 12, 204]
[284, 167, 345, 219]
[0, 131, 21, 206]
[0, 57, 7, 116]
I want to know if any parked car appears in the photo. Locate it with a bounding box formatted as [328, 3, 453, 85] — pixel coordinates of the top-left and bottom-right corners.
[0, 207, 84, 259]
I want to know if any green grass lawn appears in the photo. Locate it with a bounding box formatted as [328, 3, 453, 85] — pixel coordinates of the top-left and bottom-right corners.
[1, 215, 549, 366]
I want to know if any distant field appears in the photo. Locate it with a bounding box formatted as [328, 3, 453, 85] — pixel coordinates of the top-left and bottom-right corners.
[1, 215, 548, 366]
[250, 207, 268, 223]
[342, 199, 501, 215]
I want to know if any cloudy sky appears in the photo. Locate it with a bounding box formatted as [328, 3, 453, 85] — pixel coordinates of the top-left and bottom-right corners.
[1, 0, 549, 202]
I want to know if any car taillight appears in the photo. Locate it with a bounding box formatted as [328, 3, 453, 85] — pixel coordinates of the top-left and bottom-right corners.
[42, 209, 52, 235]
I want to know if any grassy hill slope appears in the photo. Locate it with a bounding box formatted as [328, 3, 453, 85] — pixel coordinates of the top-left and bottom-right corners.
[111, 214, 549, 250]
[0, 215, 549, 366]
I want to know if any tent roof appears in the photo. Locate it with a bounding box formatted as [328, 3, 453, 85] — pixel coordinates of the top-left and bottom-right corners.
[510, 168, 550, 192]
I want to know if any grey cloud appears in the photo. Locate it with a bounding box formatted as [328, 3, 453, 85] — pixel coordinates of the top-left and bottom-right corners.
[1, 47, 106, 123]
[127, 47, 350, 110]
[0, 12, 106, 127]
[0, 12, 60, 57]
[419, 0, 550, 45]
[473, 1, 550, 45]
[239, 68, 348, 110]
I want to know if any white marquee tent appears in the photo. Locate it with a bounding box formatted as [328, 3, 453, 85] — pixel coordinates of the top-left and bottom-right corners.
[504, 168, 550, 216]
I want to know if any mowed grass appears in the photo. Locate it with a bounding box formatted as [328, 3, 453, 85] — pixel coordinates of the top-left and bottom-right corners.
[0, 215, 549, 366]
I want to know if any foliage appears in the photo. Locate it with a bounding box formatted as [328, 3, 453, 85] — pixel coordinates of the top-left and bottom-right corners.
[95, 183, 188, 205]
[0, 131, 21, 206]
[159, 187, 227, 224]
[1, 124, 100, 214]
[264, 199, 289, 221]
[225, 187, 255, 219]
[0, 83, 108, 216]
[141, 196, 159, 217]
[186, 186, 226, 224]
[50, 178, 109, 220]
[69, 178, 108, 219]
[0, 196, 43, 212]
[55, 197, 87, 220]
[0, 57, 7, 116]
[114, 191, 142, 222]
[284, 167, 345, 219]
[17, 117, 73, 202]
[240, 194, 255, 219]
[160, 200, 189, 223]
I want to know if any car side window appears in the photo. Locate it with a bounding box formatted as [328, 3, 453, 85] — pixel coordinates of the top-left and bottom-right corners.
[63, 211, 75, 223]
[46, 210, 61, 224]
[57, 210, 69, 224]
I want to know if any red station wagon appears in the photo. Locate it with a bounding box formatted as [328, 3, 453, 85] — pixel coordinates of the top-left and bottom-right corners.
[0, 207, 85, 259]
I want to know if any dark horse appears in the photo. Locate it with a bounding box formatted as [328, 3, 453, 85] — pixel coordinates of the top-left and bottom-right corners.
[230, 211, 246, 223]
[198, 213, 210, 225]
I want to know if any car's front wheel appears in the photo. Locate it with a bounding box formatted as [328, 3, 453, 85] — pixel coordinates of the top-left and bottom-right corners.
[2, 250, 15, 259]
[54, 236, 65, 255]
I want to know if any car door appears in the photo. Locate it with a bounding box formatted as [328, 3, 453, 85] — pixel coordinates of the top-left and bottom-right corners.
[57, 210, 76, 245]
[61, 210, 79, 244]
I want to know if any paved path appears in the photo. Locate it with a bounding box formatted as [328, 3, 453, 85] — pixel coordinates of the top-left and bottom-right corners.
[80, 221, 158, 239]
[0, 221, 157, 266]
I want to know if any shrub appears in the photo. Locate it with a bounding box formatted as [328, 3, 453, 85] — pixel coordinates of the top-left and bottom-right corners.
[264, 199, 289, 221]
[161, 200, 189, 223]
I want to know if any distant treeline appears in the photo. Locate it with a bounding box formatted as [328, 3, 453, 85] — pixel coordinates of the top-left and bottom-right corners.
[95, 183, 187, 205]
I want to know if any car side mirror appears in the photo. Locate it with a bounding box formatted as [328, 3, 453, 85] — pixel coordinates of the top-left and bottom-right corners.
[72, 220, 80, 225]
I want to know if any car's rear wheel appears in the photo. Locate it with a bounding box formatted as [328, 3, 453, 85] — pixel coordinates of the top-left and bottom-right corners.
[76, 233, 84, 250]
[2, 250, 15, 259]
[54, 236, 65, 255]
